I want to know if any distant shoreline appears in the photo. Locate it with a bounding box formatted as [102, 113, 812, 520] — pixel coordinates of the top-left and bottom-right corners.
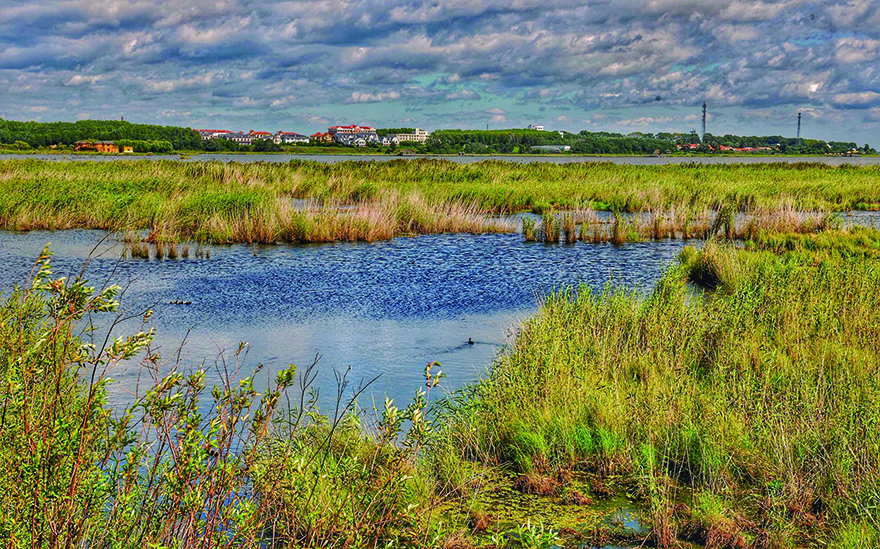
[1, 149, 874, 159]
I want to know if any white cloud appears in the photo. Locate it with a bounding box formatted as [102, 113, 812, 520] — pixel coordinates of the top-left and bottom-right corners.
[444, 89, 479, 100]
[0, 0, 877, 142]
[833, 91, 880, 106]
[65, 74, 105, 86]
[835, 37, 880, 63]
[346, 91, 402, 103]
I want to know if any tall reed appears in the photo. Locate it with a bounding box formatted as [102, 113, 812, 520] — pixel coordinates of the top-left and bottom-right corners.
[541, 210, 559, 243]
[522, 217, 537, 242]
[561, 214, 577, 244]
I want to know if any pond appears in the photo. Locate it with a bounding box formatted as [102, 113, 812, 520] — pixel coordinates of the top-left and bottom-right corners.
[0, 230, 690, 412]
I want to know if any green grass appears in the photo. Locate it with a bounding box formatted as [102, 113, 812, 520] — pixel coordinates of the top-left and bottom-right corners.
[1, 159, 879, 243]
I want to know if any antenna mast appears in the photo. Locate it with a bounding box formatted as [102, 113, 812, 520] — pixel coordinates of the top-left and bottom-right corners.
[701, 102, 707, 141]
[797, 112, 802, 142]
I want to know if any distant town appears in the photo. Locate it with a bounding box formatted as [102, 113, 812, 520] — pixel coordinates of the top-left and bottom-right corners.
[193, 125, 430, 147]
[0, 115, 873, 156]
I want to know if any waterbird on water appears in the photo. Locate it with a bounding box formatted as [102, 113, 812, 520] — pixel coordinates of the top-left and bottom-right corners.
[468, 338, 474, 345]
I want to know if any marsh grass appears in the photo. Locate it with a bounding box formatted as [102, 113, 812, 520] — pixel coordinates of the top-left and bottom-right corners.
[522, 217, 537, 242]
[533, 206, 836, 245]
[561, 214, 577, 244]
[434, 229, 880, 546]
[2, 158, 878, 244]
[541, 211, 559, 243]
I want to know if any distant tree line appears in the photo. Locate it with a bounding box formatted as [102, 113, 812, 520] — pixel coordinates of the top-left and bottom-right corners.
[425, 129, 679, 154]
[115, 139, 173, 153]
[0, 119, 202, 150]
[424, 128, 873, 155]
[0, 118, 873, 155]
[701, 133, 873, 154]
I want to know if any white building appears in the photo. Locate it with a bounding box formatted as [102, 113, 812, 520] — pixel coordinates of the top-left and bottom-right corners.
[328, 124, 376, 135]
[195, 129, 231, 140]
[222, 132, 253, 145]
[274, 132, 310, 144]
[528, 124, 544, 131]
[394, 128, 430, 143]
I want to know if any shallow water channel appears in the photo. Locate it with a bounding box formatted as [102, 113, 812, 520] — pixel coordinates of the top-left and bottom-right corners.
[1, 230, 690, 413]
[4, 152, 880, 165]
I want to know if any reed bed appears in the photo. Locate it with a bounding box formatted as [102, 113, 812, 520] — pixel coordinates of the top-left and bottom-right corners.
[524, 206, 835, 244]
[1, 158, 879, 244]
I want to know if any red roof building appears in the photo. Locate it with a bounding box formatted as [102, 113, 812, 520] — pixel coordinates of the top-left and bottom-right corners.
[327, 124, 376, 135]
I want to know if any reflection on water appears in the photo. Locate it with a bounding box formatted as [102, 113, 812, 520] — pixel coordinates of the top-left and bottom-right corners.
[3, 152, 880, 165]
[2, 230, 688, 410]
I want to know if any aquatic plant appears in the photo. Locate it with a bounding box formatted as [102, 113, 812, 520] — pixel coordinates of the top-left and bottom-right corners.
[540, 210, 559, 243]
[5, 223, 880, 547]
[561, 214, 577, 244]
[521, 217, 537, 242]
[611, 211, 624, 245]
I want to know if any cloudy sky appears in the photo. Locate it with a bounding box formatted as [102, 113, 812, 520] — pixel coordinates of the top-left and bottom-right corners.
[1, 0, 878, 142]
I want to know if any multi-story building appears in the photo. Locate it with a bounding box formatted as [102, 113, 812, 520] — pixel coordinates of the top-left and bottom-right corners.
[328, 124, 376, 135]
[333, 130, 380, 146]
[195, 129, 231, 140]
[248, 131, 273, 141]
[393, 128, 430, 143]
[310, 132, 333, 143]
[221, 132, 253, 145]
[274, 132, 310, 144]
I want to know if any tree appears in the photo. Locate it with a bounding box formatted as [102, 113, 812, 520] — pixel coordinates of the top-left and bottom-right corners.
[253, 139, 281, 152]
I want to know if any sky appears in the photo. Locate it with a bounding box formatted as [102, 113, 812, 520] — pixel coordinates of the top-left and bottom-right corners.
[1, 0, 878, 143]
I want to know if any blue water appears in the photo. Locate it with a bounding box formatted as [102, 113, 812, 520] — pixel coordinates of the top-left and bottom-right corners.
[0, 230, 689, 412]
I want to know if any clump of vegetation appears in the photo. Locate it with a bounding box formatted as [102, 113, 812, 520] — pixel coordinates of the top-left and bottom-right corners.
[561, 214, 577, 244]
[435, 227, 880, 546]
[521, 217, 537, 242]
[540, 210, 559, 243]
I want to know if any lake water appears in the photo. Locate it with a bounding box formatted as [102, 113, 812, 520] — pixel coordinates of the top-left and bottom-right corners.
[2, 152, 880, 165]
[0, 230, 690, 413]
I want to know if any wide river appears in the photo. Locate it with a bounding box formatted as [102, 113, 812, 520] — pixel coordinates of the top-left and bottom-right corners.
[0, 229, 690, 413]
[2, 152, 879, 165]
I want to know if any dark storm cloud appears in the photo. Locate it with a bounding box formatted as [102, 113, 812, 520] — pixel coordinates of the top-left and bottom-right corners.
[1, 0, 878, 141]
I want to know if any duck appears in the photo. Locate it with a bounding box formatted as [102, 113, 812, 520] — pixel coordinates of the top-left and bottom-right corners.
[468, 337, 474, 345]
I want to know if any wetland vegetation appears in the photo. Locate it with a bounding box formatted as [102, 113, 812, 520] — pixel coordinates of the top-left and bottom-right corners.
[3, 228, 880, 548]
[1, 158, 879, 245]
[2, 158, 880, 548]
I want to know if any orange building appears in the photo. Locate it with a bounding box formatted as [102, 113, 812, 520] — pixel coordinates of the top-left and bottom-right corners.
[74, 140, 120, 153]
